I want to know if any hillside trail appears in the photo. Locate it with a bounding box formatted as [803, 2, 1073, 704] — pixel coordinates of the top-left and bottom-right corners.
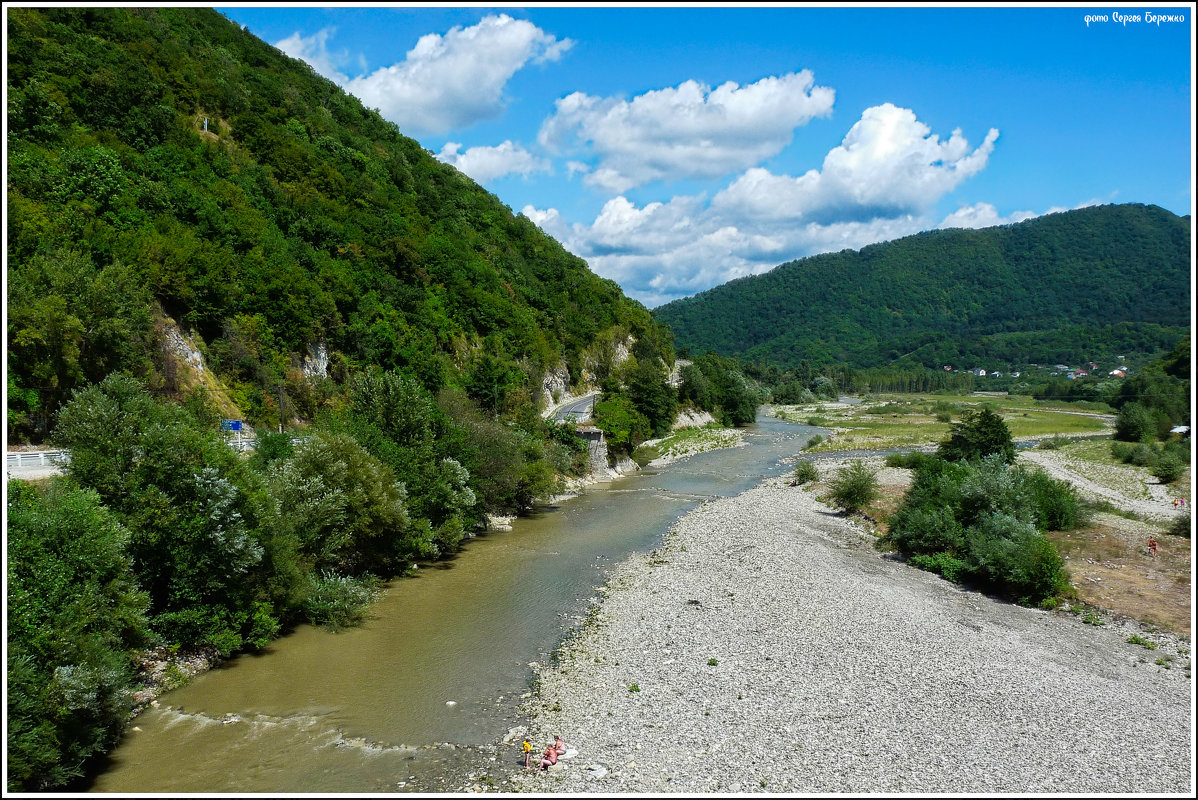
[1018, 449, 1183, 521]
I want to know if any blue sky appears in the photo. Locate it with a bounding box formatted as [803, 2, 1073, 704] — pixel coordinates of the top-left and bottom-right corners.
[216, 4, 1194, 307]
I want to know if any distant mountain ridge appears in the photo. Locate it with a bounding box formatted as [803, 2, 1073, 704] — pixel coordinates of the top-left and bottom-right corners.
[653, 204, 1190, 370]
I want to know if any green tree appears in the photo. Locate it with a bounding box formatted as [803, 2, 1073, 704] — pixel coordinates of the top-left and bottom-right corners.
[593, 392, 651, 457]
[51, 374, 274, 654]
[625, 357, 678, 437]
[1114, 402, 1160, 443]
[938, 407, 1016, 464]
[677, 363, 713, 410]
[342, 368, 480, 534]
[6, 479, 150, 792]
[266, 429, 419, 571]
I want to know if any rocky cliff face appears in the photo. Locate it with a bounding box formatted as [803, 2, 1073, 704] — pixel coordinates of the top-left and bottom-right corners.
[540, 362, 573, 410]
[302, 342, 329, 379]
[671, 408, 716, 429]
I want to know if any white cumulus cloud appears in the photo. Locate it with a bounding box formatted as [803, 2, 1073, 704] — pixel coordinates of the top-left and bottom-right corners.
[538, 71, 835, 192]
[523, 105, 1010, 307]
[276, 28, 350, 83]
[712, 103, 999, 225]
[343, 14, 573, 136]
[437, 141, 548, 184]
[939, 202, 1037, 229]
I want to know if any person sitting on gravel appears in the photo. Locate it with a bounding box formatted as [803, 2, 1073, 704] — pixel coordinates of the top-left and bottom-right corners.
[553, 735, 567, 755]
[540, 743, 559, 770]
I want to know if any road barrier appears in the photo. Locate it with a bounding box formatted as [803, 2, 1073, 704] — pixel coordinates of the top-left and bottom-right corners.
[6, 450, 70, 470]
[6, 435, 305, 473]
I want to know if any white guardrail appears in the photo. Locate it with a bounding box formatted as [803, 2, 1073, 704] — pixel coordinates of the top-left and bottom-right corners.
[6, 450, 71, 470]
[6, 436, 300, 472]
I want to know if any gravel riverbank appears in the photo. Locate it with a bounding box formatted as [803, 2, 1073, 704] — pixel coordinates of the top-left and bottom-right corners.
[502, 466, 1192, 794]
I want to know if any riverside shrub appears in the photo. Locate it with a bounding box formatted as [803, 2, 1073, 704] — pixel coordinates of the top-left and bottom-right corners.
[908, 551, 968, 583]
[828, 460, 878, 514]
[1152, 453, 1186, 484]
[887, 504, 965, 555]
[302, 571, 383, 631]
[964, 512, 1069, 605]
[1026, 470, 1082, 530]
[1111, 440, 1158, 467]
[792, 459, 819, 485]
[958, 454, 1035, 527]
[884, 454, 1073, 606]
[884, 451, 932, 470]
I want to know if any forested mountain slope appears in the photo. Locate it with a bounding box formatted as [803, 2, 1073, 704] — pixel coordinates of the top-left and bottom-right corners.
[6, 6, 668, 440]
[654, 204, 1190, 370]
[6, 9, 688, 790]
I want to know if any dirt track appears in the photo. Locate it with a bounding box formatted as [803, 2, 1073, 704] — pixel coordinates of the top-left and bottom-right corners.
[1019, 449, 1185, 520]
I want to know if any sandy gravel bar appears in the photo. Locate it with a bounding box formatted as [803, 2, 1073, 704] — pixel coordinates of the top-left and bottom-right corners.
[510, 473, 1192, 794]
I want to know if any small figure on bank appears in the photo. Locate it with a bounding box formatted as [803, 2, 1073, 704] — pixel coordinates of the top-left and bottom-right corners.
[539, 743, 559, 770]
[1149, 536, 1158, 557]
[522, 739, 533, 770]
[554, 735, 567, 756]
[1173, 498, 1180, 509]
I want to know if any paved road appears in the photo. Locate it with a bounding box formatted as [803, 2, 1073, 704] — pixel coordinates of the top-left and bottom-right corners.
[551, 393, 597, 423]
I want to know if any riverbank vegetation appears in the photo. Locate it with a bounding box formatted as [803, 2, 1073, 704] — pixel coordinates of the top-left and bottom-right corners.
[6, 480, 151, 791]
[593, 351, 761, 459]
[796, 405, 1190, 630]
[883, 452, 1077, 606]
[6, 365, 598, 791]
[632, 424, 744, 468]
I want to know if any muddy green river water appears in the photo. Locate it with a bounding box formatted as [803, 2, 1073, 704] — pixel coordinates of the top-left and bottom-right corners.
[87, 414, 817, 793]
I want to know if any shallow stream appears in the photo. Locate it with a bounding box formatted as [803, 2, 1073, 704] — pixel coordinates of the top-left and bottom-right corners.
[86, 414, 816, 793]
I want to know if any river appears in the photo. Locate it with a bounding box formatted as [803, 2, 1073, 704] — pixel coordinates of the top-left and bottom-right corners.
[86, 413, 818, 793]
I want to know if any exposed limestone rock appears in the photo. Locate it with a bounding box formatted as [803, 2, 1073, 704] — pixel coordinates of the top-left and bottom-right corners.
[302, 342, 329, 379]
[540, 362, 573, 411]
[671, 408, 715, 430]
[164, 324, 204, 373]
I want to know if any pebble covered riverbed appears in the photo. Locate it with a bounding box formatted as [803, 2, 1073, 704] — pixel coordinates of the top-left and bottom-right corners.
[497, 467, 1192, 794]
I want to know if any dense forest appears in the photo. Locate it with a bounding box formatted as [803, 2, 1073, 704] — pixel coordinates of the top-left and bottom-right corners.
[655, 203, 1190, 372]
[6, 6, 674, 444]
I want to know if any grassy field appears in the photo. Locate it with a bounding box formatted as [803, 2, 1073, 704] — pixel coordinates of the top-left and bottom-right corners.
[774, 394, 1112, 453]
